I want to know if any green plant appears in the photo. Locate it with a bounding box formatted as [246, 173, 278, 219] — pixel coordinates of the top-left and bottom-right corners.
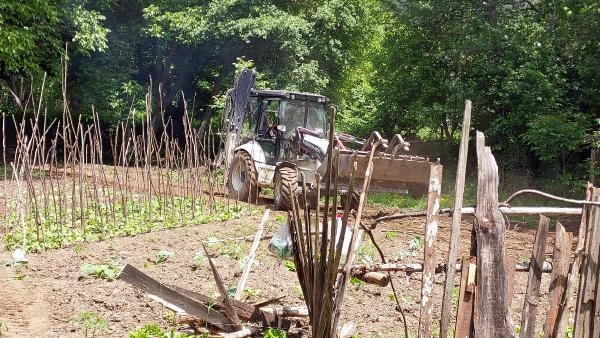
[263, 328, 288, 338]
[80, 262, 119, 281]
[349, 276, 363, 287]
[384, 231, 396, 239]
[73, 311, 109, 337]
[129, 323, 190, 338]
[293, 284, 304, 300]
[74, 244, 86, 254]
[154, 250, 174, 264]
[0, 320, 5, 337]
[357, 243, 377, 264]
[283, 260, 296, 272]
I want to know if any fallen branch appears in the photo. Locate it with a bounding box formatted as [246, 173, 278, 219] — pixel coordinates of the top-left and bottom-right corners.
[374, 206, 581, 224]
[349, 261, 554, 274]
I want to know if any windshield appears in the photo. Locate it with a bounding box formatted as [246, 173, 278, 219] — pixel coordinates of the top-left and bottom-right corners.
[280, 99, 327, 136]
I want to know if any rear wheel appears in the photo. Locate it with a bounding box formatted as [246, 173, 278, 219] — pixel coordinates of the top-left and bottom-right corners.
[227, 151, 259, 203]
[273, 166, 298, 210]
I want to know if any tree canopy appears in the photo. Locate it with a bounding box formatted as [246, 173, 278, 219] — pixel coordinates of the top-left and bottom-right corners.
[1, 0, 599, 175]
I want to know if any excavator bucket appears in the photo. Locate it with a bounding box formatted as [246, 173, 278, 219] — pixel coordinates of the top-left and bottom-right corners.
[335, 132, 439, 195]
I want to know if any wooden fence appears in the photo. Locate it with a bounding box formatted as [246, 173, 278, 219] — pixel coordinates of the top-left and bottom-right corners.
[415, 101, 600, 337]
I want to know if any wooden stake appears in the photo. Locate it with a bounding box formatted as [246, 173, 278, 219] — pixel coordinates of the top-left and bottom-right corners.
[520, 215, 550, 337]
[455, 256, 476, 338]
[574, 187, 600, 338]
[441, 100, 471, 338]
[559, 183, 591, 336]
[234, 209, 269, 300]
[473, 131, 515, 337]
[419, 163, 443, 338]
[545, 221, 573, 338]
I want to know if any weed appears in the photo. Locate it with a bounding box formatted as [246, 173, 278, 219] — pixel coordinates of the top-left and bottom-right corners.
[357, 242, 377, 264]
[0, 321, 5, 337]
[192, 251, 206, 269]
[243, 288, 261, 297]
[384, 231, 396, 239]
[274, 214, 286, 223]
[129, 323, 199, 338]
[293, 284, 304, 300]
[80, 262, 120, 281]
[74, 244, 86, 254]
[154, 250, 174, 264]
[452, 286, 460, 310]
[349, 276, 364, 287]
[216, 241, 244, 260]
[73, 311, 109, 337]
[283, 260, 296, 272]
[264, 328, 288, 338]
[397, 235, 424, 261]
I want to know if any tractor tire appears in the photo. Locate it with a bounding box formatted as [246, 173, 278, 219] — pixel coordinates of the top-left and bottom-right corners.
[227, 151, 259, 203]
[273, 166, 298, 211]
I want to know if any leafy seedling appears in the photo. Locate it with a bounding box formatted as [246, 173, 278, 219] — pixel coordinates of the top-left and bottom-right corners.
[349, 276, 364, 287]
[264, 328, 288, 338]
[80, 262, 119, 281]
[73, 311, 109, 337]
[154, 250, 174, 264]
[283, 260, 296, 272]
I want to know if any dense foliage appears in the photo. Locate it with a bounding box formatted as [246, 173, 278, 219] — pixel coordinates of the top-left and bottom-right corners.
[1, 0, 599, 174]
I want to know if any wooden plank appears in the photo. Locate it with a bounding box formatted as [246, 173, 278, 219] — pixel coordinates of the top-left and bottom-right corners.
[520, 215, 550, 337]
[505, 255, 516, 306]
[168, 284, 291, 329]
[472, 132, 515, 337]
[419, 163, 443, 338]
[545, 221, 573, 338]
[117, 264, 234, 332]
[455, 256, 476, 338]
[441, 99, 472, 338]
[337, 152, 434, 184]
[574, 187, 600, 338]
[234, 209, 269, 300]
[558, 183, 592, 337]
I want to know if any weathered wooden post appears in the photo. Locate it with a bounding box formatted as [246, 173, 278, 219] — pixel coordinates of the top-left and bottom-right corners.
[440, 99, 471, 338]
[473, 131, 515, 337]
[418, 162, 443, 338]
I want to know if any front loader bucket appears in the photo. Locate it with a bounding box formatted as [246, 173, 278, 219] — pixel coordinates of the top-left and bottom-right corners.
[335, 149, 439, 195]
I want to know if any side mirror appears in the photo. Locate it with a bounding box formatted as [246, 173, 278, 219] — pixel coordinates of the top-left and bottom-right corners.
[277, 125, 287, 132]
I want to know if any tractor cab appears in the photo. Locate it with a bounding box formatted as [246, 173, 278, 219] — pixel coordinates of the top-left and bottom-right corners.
[240, 90, 329, 166]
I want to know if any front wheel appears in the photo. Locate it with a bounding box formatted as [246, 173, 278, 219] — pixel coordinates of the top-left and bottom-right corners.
[227, 151, 259, 203]
[273, 166, 298, 210]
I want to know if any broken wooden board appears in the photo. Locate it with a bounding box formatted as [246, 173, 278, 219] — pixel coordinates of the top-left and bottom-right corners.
[117, 264, 234, 332]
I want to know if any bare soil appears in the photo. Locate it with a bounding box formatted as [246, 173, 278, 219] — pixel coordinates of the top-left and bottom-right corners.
[0, 194, 581, 337]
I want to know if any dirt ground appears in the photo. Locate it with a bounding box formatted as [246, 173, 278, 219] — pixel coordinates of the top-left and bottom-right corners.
[0, 194, 581, 337]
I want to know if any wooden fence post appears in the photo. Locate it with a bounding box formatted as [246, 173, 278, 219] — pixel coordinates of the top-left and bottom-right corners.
[559, 184, 592, 336]
[419, 163, 443, 338]
[574, 187, 600, 337]
[473, 131, 515, 338]
[440, 99, 471, 338]
[520, 215, 550, 337]
[545, 221, 573, 338]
